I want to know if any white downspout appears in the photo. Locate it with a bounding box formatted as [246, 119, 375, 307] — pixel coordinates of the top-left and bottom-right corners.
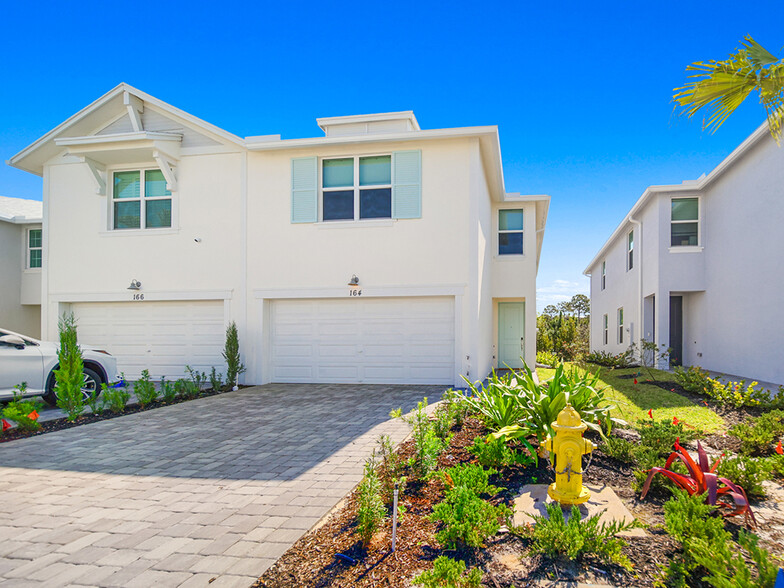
[628, 215, 642, 350]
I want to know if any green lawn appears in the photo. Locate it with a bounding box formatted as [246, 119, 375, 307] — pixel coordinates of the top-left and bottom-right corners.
[536, 363, 726, 433]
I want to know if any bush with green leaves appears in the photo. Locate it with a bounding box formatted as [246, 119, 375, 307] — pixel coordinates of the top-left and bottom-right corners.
[209, 367, 223, 392]
[601, 434, 636, 463]
[637, 418, 702, 456]
[429, 484, 509, 549]
[160, 377, 177, 403]
[663, 490, 777, 587]
[413, 556, 482, 588]
[714, 455, 772, 499]
[469, 436, 535, 469]
[676, 366, 784, 410]
[102, 382, 131, 413]
[355, 457, 387, 547]
[729, 410, 784, 456]
[134, 370, 158, 407]
[584, 349, 634, 368]
[441, 389, 471, 428]
[376, 435, 406, 505]
[439, 464, 501, 498]
[432, 401, 458, 443]
[85, 385, 102, 415]
[462, 370, 530, 431]
[391, 398, 446, 477]
[520, 502, 638, 570]
[536, 350, 560, 367]
[222, 321, 245, 389]
[183, 366, 206, 399]
[54, 313, 85, 422]
[2, 384, 43, 431]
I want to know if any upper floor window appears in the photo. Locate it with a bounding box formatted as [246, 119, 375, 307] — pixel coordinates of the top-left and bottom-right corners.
[671, 197, 699, 246]
[322, 155, 391, 221]
[28, 229, 42, 269]
[617, 307, 624, 344]
[602, 314, 608, 345]
[627, 230, 634, 270]
[113, 169, 172, 230]
[498, 209, 524, 255]
[600, 260, 606, 290]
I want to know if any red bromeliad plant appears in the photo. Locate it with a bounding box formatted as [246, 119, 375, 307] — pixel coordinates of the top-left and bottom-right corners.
[640, 439, 756, 527]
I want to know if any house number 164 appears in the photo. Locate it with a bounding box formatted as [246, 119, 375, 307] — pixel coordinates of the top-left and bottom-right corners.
[348, 289, 362, 297]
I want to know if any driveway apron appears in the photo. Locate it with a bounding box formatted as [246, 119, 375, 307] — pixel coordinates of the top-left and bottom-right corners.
[0, 384, 443, 587]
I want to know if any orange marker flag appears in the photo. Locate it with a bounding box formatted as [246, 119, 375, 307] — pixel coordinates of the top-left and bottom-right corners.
[634, 379, 638, 385]
[673, 417, 680, 426]
[1, 419, 12, 432]
[27, 410, 39, 421]
[776, 440, 783, 455]
[647, 409, 653, 419]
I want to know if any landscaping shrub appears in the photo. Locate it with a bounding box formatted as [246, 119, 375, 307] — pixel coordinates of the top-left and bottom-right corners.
[413, 556, 482, 588]
[2, 384, 43, 431]
[222, 321, 245, 389]
[134, 370, 158, 408]
[441, 389, 471, 428]
[584, 349, 634, 368]
[392, 398, 446, 477]
[54, 313, 85, 422]
[174, 378, 190, 398]
[601, 435, 636, 463]
[463, 371, 530, 430]
[377, 435, 406, 505]
[637, 418, 702, 456]
[439, 464, 501, 498]
[209, 367, 223, 392]
[675, 366, 784, 410]
[160, 377, 177, 403]
[714, 455, 772, 499]
[183, 366, 206, 399]
[768, 454, 784, 479]
[356, 457, 386, 547]
[468, 436, 535, 468]
[102, 382, 131, 413]
[433, 401, 457, 443]
[728, 410, 784, 456]
[536, 350, 560, 367]
[85, 385, 102, 415]
[521, 502, 638, 570]
[429, 484, 509, 549]
[674, 365, 714, 395]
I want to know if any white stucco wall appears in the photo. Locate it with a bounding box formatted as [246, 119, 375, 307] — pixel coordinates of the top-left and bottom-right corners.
[0, 221, 41, 337]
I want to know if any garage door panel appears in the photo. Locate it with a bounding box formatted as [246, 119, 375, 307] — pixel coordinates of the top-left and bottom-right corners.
[270, 297, 455, 385]
[73, 301, 225, 380]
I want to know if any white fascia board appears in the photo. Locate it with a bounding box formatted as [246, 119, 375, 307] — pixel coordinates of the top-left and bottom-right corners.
[0, 214, 43, 224]
[316, 111, 420, 131]
[582, 119, 772, 276]
[54, 131, 183, 147]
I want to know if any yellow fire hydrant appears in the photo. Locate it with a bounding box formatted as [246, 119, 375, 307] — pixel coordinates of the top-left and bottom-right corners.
[544, 403, 595, 505]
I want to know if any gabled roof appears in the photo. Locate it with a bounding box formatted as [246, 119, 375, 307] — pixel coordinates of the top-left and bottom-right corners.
[7, 83, 245, 176]
[583, 120, 773, 275]
[0, 196, 42, 224]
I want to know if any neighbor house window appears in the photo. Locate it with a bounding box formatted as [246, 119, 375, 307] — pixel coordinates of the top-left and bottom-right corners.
[600, 261, 606, 290]
[617, 307, 624, 344]
[627, 230, 634, 270]
[603, 314, 608, 345]
[113, 169, 172, 230]
[498, 209, 524, 255]
[28, 228, 42, 268]
[671, 197, 699, 246]
[322, 155, 391, 221]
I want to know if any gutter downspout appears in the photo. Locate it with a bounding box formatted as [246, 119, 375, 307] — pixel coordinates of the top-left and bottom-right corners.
[628, 215, 642, 352]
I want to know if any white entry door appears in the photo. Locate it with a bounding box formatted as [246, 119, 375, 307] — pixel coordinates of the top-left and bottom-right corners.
[71, 300, 225, 380]
[270, 296, 455, 384]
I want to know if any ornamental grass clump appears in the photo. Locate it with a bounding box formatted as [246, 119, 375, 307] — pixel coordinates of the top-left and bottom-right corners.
[54, 313, 85, 422]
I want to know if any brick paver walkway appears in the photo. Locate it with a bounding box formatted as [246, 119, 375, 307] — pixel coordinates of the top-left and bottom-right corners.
[0, 384, 443, 587]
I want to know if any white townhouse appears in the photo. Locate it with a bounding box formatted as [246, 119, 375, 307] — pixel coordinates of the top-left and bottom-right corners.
[0, 196, 42, 338]
[7, 84, 549, 387]
[584, 122, 784, 386]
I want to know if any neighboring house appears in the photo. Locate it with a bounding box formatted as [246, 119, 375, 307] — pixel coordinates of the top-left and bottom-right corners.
[0, 196, 42, 338]
[584, 121, 784, 386]
[7, 83, 549, 386]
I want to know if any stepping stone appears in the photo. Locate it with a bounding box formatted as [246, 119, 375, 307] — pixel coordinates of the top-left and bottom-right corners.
[512, 484, 646, 538]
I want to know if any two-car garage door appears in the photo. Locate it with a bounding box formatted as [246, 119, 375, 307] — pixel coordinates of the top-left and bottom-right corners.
[269, 296, 455, 385]
[72, 301, 225, 380]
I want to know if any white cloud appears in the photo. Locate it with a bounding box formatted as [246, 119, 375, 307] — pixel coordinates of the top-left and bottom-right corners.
[536, 279, 588, 310]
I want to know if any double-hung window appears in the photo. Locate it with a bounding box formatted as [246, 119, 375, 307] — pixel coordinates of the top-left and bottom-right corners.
[671, 197, 699, 246]
[322, 155, 391, 221]
[28, 229, 42, 269]
[498, 209, 524, 255]
[603, 314, 608, 345]
[627, 230, 634, 270]
[617, 308, 624, 344]
[600, 260, 606, 290]
[112, 169, 172, 230]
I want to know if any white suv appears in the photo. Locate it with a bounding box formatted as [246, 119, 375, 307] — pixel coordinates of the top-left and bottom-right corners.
[0, 328, 118, 406]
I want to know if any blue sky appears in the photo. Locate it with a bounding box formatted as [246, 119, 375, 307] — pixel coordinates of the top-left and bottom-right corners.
[1, 1, 782, 309]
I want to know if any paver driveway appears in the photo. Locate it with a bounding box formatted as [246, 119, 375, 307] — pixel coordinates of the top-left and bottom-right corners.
[0, 384, 444, 587]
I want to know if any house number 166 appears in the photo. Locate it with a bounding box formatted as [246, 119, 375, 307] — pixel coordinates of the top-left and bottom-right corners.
[132, 293, 145, 301]
[348, 289, 362, 297]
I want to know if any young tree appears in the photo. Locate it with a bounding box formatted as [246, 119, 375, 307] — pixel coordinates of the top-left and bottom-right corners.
[222, 321, 245, 390]
[54, 313, 85, 422]
[674, 36, 784, 142]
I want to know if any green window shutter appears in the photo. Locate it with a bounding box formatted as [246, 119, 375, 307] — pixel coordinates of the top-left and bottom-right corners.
[392, 150, 421, 219]
[291, 156, 318, 223]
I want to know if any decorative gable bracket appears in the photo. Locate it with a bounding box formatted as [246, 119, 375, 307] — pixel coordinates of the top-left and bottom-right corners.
[78, 156, 107, 195]
[123, 91, 144, 132]
[153, 150, 178, 192]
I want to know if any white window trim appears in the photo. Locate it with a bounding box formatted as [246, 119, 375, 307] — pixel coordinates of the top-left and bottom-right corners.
[26, 227, 42, 271]
[108, 164, 176, 232]
[497, 209, 524, 256]
[320, 154, 392, 222]
[602, 314, 608, 346]
[627, 230, 634, 271]
[600, 260, 606, 290]
[670, 196, 701, 248]
[617, 307, 624, 344]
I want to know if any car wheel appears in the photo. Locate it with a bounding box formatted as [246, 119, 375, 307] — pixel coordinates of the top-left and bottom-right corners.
[42, 367, 103, 407]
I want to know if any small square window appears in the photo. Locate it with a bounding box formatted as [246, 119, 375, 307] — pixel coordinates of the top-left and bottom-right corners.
[112, 169, 171, 230]
[498, 209, 524, 255]
[671, 197, 699, 246]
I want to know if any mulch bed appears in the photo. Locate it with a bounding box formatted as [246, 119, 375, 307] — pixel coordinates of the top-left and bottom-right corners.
[0, 386, 246, 443]
[254, 416, 683, 588]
